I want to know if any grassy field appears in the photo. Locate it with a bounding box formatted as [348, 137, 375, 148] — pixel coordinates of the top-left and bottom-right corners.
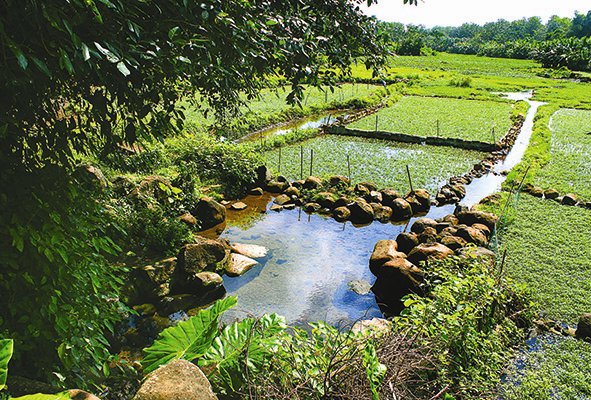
[347, 96, 513, 143]
[181, 83, 386, 132]
[534, 109, 591, 201]
[263, 134, 485, 192]
[501, 336, 591, 399]
[491, 194, 591, 323]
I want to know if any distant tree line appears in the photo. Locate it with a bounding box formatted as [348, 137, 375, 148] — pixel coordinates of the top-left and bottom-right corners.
[380, 10, 591, 71]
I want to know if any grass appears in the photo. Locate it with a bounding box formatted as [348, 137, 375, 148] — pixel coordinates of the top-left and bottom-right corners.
[534, 109, 591, 201]
[263, 134, 486, 192]
[501, 336, 591, 399]
[347, 96, 513, 143]
[489, 194, 591, 324]
[181, 83, 387, 136]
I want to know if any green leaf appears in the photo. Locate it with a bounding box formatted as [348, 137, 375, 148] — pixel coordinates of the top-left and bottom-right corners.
[141, 296, 237, 374]
[12, 392, 72, 400]
[363, 340, 387, 400]
[116, 61, 131, 76]
[200, 313, 287, 394]
[59, 50, 74, 74]
[94, 42, 119, 63]
[9, 43, 28, 70]
[31, 57, 51, 78]
[81, 43, 91, 61]
[0, 339, 13, 391]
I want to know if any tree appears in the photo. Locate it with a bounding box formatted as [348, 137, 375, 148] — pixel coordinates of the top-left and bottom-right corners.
[0, 0, 416, 389]
[546, 15, 572, 40]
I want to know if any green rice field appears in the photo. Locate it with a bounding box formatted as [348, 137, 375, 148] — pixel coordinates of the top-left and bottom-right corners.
[263, 134, 486, 192]
[348, 96, 513, 143]
[535, 109, 591, 200]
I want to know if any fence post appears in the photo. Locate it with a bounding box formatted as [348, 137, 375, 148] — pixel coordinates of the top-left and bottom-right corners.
[300, 146, 304, 180]
[406, 165, 414, 193]
[347, 154, 351, 181]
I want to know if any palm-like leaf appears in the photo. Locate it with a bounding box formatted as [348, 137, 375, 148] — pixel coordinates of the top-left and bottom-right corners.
[0, 339, 13, 391]
[141, 296, 237, 374]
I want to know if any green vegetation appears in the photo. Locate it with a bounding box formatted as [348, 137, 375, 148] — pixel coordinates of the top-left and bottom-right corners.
[485, 195, 591, 323]
[349, 96, 513, 142]
[138, 252, 533, 399]
[263, 135, 486, 191]
[501, 336, 591, 399]
[535, 109, 591, 200]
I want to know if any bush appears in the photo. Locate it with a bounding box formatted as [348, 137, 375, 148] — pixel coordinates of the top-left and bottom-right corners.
[0, 165, 125, 388]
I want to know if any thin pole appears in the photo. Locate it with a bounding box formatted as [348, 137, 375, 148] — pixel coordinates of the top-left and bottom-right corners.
[437, 119, 440, 137]
[278, 147, 282, 173]
[310, 149, 314, 176]
[300, 146, 304, 180]
[406, 165, 414, 193]
[492, 126, 496, 143]
[347, 154, 351, 181]
[375, 114, 379, 132]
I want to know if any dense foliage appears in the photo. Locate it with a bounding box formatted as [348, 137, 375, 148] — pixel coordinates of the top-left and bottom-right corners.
[0, 0, 404, 388]
[380, 10, 591, 71]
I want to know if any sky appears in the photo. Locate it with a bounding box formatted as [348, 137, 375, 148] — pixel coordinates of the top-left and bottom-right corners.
[360, 0, 591, 27]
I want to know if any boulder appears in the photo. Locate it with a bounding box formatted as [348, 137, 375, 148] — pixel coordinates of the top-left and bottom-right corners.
[69, 390, 101, 400]
[133, 359, 217, 400]
[177, 238, 230, 275]
[562, 194, 577, 206]
[472, 223, 491, 238]
[274, 194, 292, 205]
[575, 313, 591, 340]
[130, 176, 173, 204]
[407, 243, 453, 266]
[439, 226, 458, 238]
[313, 192, 337, 208]
[380, 189, 401, 207]
[230, 243, 268, 259]
[304, 202, 321, 212]
[226, 253, 258, 277]
[396, 232, 419, 254]
[74, 163, 108, 189]
[269, 204, 283, 212]
[456, 210, 498, 230]
[230, 202, 248, 211]
[255, 165, 272, 185]
[417, 227, 438, 244]
[348, 198, 374, 224]
[410, 218, 437, 234]
[194, 197, 226, 231]
[390, 198, 413, 221]
[373, 205, 393, 222]
[456, 226, 488, 246]
[303, 176, 323, 190]
[284, 186, 301, 197]
[530, 187, 544, 197]
[372, 258, 423, 316]
[457, 246, 496, 265]
[333, 197, 350, 208]
[440, 236, 467, 251]
[440, 214, 459, 226]
[369, 240, 406, 275]
[543, 188, 559, 199]
[193, 272, 223, 287]
[351, 318, 392, 336]
[333, 206, 351, 222]
[128, 258, 177, 304]
[249, 187, 264, 196]
[405, 189, 430, 214]
[179, 212, 197, 227]
[348, 279, 372, 295]
[329, 175, 350, 188]
[354, 183, 371, 196]
[266, 180, 289, 193]
[368, 191, 383, 203]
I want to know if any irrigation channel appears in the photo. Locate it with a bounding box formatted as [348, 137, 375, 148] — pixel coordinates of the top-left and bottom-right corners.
[216, 91, 542, 326]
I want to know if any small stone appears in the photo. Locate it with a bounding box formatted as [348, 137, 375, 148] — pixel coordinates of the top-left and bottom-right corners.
[249, 187, 264, 196]
[575, 313, 591, 340]
[333, 206, 351, 222]
[348, 279, 372, 295]
[230, 202, 248, 211]
[274, 194, 291, 205]
[410, 218, 437, 234]
[226, 253, 258, 277]
[231, 243, 268, 259]
[562, 194, 577, 206]
[396, 232, 419, 254]
[304, 202, 321, 212]
[543, 188, 559, 199]
[179, 212, 197, 226]
[269, 204, 283, 212]
[303, 176, 323, 189]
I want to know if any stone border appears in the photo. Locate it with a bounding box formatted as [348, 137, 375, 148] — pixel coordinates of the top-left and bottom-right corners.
[520, 185, 591, 210]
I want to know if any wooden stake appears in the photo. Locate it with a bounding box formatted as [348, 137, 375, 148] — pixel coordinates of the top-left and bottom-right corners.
[406, 165, 414, 193]
[347, 154, 351, 181]
[300, 146, 304, 179]
[278, 146, 282, 173]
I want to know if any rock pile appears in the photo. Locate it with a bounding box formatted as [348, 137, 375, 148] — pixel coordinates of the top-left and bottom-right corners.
[370, 209, 498, 315]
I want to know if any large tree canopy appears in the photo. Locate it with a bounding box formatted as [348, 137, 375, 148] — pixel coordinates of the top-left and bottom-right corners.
[0, 0, 410, 169]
